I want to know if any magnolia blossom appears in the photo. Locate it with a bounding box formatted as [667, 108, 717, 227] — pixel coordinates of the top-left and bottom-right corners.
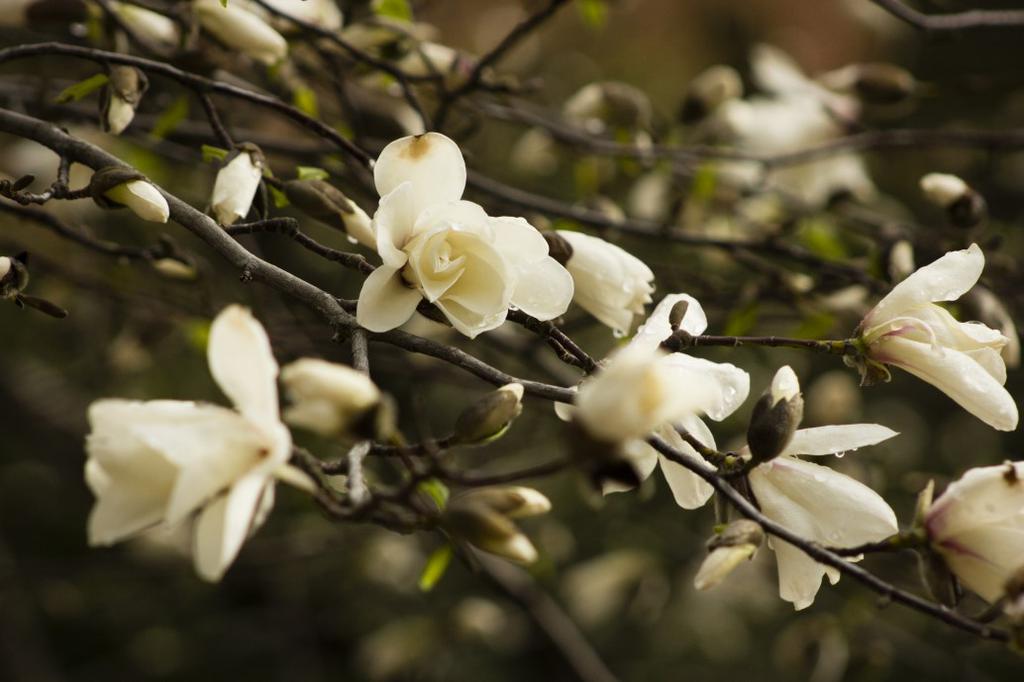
[855, 243, 1018, 431]
[104, 180, 170, 223]
[261, 0, 342, 31]
[280, 358, 381, 438]
[356, 133, 573, 338]
[924, 462, 1024, 603]
[747, 422, 900, 609]
[555, 230, 655, 337]
[211, 148, 263, 226]
[85, 306, 313, 581]
[109, 1, 181, 52]
[194, 0, 288, 66]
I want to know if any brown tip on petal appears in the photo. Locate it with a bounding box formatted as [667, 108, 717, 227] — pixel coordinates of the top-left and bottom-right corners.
[402, 135, 433, 160]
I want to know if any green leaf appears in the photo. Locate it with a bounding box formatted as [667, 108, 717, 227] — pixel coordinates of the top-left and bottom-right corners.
[183, 319, 211, 353]
[54, 73, 109, 103]
[149, 95, 190, 140]
[723, 302, 759, 337]
[292, 86, 319, 118]
[577, 0, 609, 30]
[220, 0, 228, 6]
[297, 166, 330, 181]
[796, 218, 847, 261]
[372, 0, 412, 21]
[201, 144, 230, 163]
[690, 163, 718, 202]
[418, 544, 453, 592]
[269, 184, 290, 209]
[417, 478, 450, 511]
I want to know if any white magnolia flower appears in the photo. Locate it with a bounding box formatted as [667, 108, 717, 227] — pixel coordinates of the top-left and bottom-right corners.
[211, 148, 263, 226]
[109, 2, 181, 51]
[605, 294, 750, 507]
[855, 243, 1018, 431]
[105, 180, 170, 223]
[356, 133, 573, 338]
[748, 422, 900, 609]
[85, 305, 313, 582]
[924, 462, 1024, 603]
[262, 0, 342, 31]
[281, 358, 381, 438]
[194, 0, 288, 66]
[555, 230, 655, 337]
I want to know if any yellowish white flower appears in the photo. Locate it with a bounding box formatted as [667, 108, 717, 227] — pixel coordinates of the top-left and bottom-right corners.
[280, 358, 381, 438]
[194, 0, 288, 66]
[357, 133, 573, 338]
[923, 462, 1024, 603]
[85, 306, 313, 582]
[211, 148, 263, 226]
[855, 243, 1018, 431]
[109, 2, 181, 52]
[555, 230, 655, 337]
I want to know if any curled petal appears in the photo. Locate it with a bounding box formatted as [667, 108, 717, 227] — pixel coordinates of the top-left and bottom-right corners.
[509, 256, 574, 322]
[373, 182, 417, 267]
[356, 265, 423, 332]
[374, 132, 466, 215]
[208, 305, 280, 426]
[656, 353, 749, 422]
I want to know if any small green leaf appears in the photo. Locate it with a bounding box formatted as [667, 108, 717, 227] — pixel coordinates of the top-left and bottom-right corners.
[269, 184, 290, 208]
[297, 166, 330, 181]
[201, 144, 230, 163]
[183, 319, 211, 352]
[690, 163, 718, 202]
[577, 0, 609, 30]
[418, 544, 453, 592]
[54, 73, 109, 103]
[417, 478, 450, 511]
[292, 86, 319, 118]
[372, 0, 412, 21]
[796, 218, 847, 261]
[149, 95, 190, 140]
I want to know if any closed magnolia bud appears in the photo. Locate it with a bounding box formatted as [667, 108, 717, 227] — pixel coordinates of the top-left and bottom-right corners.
[694, 521, 765, 591]
[0, 253, 29, 298]
[887, 239, 915, 284]
[101, 66, 149, 135]
[443, 501, 539, 564]
[211, 144, 264, 226]
[747, 366, 804, 463]
[151, 258, 199, 281]
[820, 63, 916, 105]
[193, 0, 289, 66]
[968, 287, 1020, 369]
[283, 179, 375, 248]
[90, 167, 170, 223]
[261, 0, 343, 31]
[456, 486, 551, 520]
[919, 173, 986, 229]
[108, 1, 181, 52]
[452, 383, 524, 445]
[708, 518, 765, 550]
[680, 65, 743, 123]
[281, 358, 382, 438]
[396, 42, 474, 83]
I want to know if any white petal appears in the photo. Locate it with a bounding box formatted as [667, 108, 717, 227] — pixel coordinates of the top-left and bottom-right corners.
[864, 244, 984, 327]
[926, 462, 1024, 541]
[657, 417, 715, 509]
[193, 473, 271, 582]
[782, 424, 898, 457]
[106, 95, 136, 135]
[211, 151, 262, 226]
[656, 353, 750, 421]
[373, 182, 418, 267]
[630, 293, 708, 352]
[207, 305, 280, 425]
[434, 298, 509, 338]
[492, 217, 550, 269]
[509, 256, 574, 321]
[105, 180, 169, 223]
[356, 265, 423, 332]
[373, 133, 466, 215]
[749, 457, 898, 609]
[194, 0, 288, 65]
[875, 336, 1018, 431]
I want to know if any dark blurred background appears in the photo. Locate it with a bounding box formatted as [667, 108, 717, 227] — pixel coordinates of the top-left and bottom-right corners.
[2, 0, 1024, 680]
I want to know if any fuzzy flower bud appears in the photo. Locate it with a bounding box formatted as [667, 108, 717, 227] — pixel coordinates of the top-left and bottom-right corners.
[194, 0, 289, 66]
[280, 358, 382, 439]
[920, 173, 986, 229]
[694, 519, 764, 591]
[746, 366, 804, 464]
[90, 167, 170, 223]
[444, 487, 550, 564]
[452, 383, 524, 445]
[101, 66, 148, 136]
[211, 145, 264, 226]
[108, 1, 181, 52]
[283, 179, 375, 248]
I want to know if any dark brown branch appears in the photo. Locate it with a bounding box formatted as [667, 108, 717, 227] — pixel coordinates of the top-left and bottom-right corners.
[870, 0, 1024, 32]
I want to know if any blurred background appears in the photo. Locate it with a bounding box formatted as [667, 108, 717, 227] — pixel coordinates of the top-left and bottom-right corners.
[2, 0, 1024, 680]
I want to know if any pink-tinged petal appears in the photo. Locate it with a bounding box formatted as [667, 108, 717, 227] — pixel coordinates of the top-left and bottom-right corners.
[374, 133, 466, 215]
[208, 305, 280, 426]
[356, 265, 423, 332]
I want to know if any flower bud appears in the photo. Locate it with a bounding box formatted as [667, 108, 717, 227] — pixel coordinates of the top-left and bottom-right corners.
[919, 173, 987, 229]
[281, 358, 382, 439]
[282, 179, 375, 248]
[887, 239, 915, 284]
[452, 383, 524, 445]
[101, 66, 149, 136]
[444, 488, 549, 564]
[679, 65, 743, 123]
[396, 42, 474, 84]
[540, 231, 573, 266]
[108, 1, 181, 52]
[0, 252, 67, 318]
[819, 63, 916, 105]
[151, 258, 199, 281]
[694, 519, 764, 590]
[211, 144, 264, 226]
[194, 0, 289, 66]
[746, 366, 804, 463]
[90, 167, 170, 223]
